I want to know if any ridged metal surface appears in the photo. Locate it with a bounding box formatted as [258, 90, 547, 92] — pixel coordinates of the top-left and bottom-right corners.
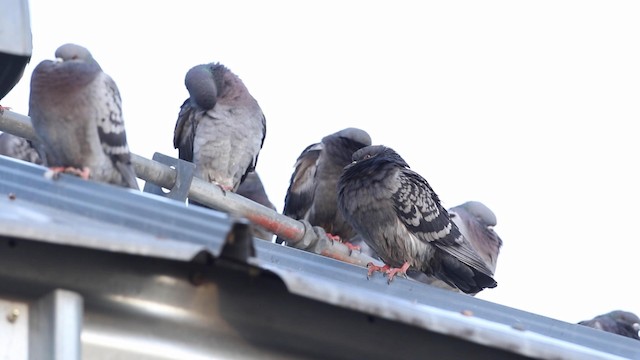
[0, 154, 638, 360]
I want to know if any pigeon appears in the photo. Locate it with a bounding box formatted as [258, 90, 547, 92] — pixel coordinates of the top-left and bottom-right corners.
[276, 127, 372, 246]
[28, 44, 138, 189]
[173, 62, 266, 195]
[449, 201, 503, 274]
[337, 145, 497, 293]
[236, 171, 277, 241]
[0, 132, 42, 165]
[579, 310, 640, 340]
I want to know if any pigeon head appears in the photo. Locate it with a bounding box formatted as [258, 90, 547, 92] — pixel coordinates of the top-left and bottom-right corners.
[459, 201, 498, 227]
[185, 64, 219, 110]
[30, 43, 101, 93]
[54, 43, 95, 63]
[351, 145, 409, 168]
[332, 127, 372, 147]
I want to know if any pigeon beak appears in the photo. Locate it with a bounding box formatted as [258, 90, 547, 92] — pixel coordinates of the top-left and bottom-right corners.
[633, 323, 640, 332]
[54, 57, 64, 63]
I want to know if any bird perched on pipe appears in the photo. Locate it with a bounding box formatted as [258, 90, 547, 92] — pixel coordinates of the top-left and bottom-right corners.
[449, 201, 503, 274]
[28, 43, 139, 189]
[337, 145, 497, 294]
[173, 62, 266, 194]
[578, 310, 640, 340]
[276, 127, 371, 247]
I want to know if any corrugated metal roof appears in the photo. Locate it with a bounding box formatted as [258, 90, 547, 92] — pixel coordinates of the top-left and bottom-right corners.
[0, 153, 638, 360]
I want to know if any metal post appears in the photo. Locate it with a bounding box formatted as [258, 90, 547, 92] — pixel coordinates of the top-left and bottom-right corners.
[29, 289, 83, 360]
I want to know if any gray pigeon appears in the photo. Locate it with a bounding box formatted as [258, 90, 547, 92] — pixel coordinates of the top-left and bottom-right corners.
[276, 128, 372, 246]
[0, 132, 42, 165]
[28, 43, 139, 189]
[236, 171, 277, 241]
[449, 201, 503, 274]
[578, 310, 640, 340]
[337, 145, 497, 293]
[173, 62, 266, 194]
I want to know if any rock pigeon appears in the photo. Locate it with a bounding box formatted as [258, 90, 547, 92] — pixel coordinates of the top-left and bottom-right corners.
[276, 127, 372, 246]
[0, 132, 42, 165]
[578, 310, 640, 340]
[173, 62, 266, 194]
[449, 201, 503, 274]
[236, 171, 277, 241]
[337, 145, 497, 293]
[28, 43, 139, 189]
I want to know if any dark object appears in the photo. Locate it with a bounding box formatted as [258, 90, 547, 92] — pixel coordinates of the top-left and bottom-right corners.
[338, 145, 497, 293]
[276, 127, 371, 244]
[579, 310, 640, 340]
[0, 0, 32, 103]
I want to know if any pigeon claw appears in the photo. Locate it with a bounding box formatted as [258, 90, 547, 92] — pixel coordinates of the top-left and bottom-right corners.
[0, 105, 10, 114]
[366, 262, 390, 280]
[213, 182, 234, 195]
[327, 233, 361, 254]
[385, 262, 410, 284]
[326, 233, 341, 243]
[45, 166, 91, 180]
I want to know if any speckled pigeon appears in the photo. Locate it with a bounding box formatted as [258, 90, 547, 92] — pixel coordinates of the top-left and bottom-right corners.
[276, 127, 372, 246]
[0, 132, 42, 165]
[173, 62, 266, 195]
[236, 171, 277, 241]
[337, 145, 497, 293]
[28, 43, 139, 189]
[579, 310, 640, 340]
[449, 201, 503, 274]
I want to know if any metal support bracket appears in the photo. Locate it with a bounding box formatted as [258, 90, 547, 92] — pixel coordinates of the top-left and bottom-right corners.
[143, 152, 195, 202]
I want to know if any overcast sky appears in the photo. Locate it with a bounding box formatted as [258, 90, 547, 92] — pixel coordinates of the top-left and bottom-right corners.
[4, 0, 640, 325]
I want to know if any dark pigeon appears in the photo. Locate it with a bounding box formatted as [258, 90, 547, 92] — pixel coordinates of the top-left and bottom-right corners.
[449, 201, 503, 274]
[29, 43, 139, 189]
[276, 127, 371, 245]
[236, 171, 277, 241]
[337, 145, 497, 294]
[173, 62, 266, 194]
[579, 310, 640, 340]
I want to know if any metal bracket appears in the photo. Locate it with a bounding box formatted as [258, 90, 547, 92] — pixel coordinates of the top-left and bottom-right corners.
[220, 218, 257, 263]
[142, 152, 195, 202]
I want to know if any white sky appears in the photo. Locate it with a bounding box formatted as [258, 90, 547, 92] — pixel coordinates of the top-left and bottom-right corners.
[4, 0, 640, 325]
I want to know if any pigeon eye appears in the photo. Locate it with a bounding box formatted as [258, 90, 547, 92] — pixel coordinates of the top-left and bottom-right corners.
[363, 154, 372, 159]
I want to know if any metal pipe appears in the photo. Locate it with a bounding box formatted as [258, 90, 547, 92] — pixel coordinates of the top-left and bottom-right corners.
[0, 109, 378, 268]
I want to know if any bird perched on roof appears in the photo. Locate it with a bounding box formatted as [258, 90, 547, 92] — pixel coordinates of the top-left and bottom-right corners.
[449, 201, 503, 274]
[173, 62, 266, 195]
[276, 127, 372, 246]
[28, 43, 139, 189]
[337, 145, 497, 294]
[236, 171, 277, 241]
[578, 310, 640, 340]
[0, 132, 42, 165]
